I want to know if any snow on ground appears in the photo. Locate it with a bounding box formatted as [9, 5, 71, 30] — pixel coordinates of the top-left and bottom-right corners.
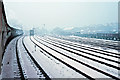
[31, 36, 110, 78]
[24, 36, 85, 78]
[35, 36, 118, 78]
[57, 35, 119, 53]
[47, 36, 119, 57]
[2, 37, 20, 78]
[37, 36, 119, 77]
[41, 36, 118, 63]
[2, 35, 119, 79]
[17, 37, 41, 78]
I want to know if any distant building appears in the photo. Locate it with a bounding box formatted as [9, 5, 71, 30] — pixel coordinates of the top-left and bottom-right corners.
[30, 29, 34, 36]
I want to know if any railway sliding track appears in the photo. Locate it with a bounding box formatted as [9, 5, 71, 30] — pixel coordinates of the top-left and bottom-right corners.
[30, 36, 119, 79]
[2, 36, 119, 79]
[54, 36, 120, 51]
[3, 36, 51, 79]
[46, 36, 119, 57]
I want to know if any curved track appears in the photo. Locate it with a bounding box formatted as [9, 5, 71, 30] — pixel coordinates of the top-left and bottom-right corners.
[54, 36, 120, 51]
[28, 36, 119, 79]
[15, 36, 51, 79]
[8, 35, 119, 79]
[46, 36, 119, 57]
[16, 37, 25, 79]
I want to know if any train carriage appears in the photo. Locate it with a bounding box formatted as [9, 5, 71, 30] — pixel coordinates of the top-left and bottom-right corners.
[0, 1, 23, 73]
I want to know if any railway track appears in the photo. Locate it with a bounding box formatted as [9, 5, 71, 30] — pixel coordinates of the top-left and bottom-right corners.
[30, 37, 94, 79]
[48, 36, 119, 56]
[16, 37, 51, 80]
[35, 37, 119, 69]
[30, 36, 120, 79]
[5, 36, 118, 79]
[54, 36, 120, 51]
[23, 36, 87, 78]
[36, 36, 119, 64]
[16, 37, 25, 79]
[45, 37, 119, 60]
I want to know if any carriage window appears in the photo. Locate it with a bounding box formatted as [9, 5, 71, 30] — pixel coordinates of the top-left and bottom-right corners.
[2, 0, 119, 79]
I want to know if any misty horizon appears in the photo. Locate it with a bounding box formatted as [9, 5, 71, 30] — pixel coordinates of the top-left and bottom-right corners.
[3, 1, 118, 31]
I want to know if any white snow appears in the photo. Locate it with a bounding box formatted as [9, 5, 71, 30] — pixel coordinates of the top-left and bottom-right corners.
[24, 36, 85, 78]
[47, 36, 119, 57]
[35, 36, 119, 77]
[17, 37, 41, 78]
[31, 36, 110, 78]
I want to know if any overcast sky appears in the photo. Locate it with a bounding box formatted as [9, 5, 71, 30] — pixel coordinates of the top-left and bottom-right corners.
[3, 0, 118, 30]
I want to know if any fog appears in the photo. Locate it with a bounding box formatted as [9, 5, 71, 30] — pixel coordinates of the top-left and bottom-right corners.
[3, 0, 118, 31]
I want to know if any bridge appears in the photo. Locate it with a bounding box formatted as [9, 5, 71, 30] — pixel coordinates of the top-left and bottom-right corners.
[0, 1, 120, 80]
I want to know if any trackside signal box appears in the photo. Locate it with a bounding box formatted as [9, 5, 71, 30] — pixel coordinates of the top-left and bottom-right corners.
[30, 30, 34, 36]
